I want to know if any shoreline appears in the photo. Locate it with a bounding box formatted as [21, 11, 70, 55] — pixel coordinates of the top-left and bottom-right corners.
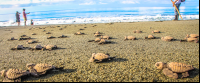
[0, 20, 199, 82]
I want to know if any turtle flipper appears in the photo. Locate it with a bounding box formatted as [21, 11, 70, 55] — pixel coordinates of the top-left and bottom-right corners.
[162, 68, 178, 79]
[181, 72, 189, 78]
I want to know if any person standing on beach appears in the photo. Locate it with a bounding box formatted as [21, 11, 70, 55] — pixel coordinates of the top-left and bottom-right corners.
[23, 8, 30, 26]
[172, 0, 182, 20]
[16, 11, 21, 26]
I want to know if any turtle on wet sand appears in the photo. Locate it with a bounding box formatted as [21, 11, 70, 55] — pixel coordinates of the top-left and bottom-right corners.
[186, 34, 199, 38]
[26, 40, 39, 44]
[180, 37, 199, 43]
[161, 36, 175, 41]
[152, 30, 160, 33]
[89, 53, 115, 63]
[20, 35, 27, 37]
[74, 32, 85, 35]
[58, 35, 67, 38]
[32, 33, 36, 35]
[94, 33, 102, 37]
[18, 36, 31, 40]
[11, 45, 27, 50]
[133, 30, 142, 33]
[26, 63, 63, 77]
[98, 39, 112, 44]
[42, 45, 58, 51]
[124, 36, 136, 40]
[47, 36, 56, 39]
[0, 69, 30, 82]
[155, 62, 195, 79]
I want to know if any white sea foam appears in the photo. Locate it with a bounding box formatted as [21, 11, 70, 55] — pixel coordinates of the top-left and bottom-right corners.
[0, 15, 199, 26]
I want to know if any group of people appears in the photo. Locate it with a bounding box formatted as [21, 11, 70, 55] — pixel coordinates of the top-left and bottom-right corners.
[16, 8, 33, 26]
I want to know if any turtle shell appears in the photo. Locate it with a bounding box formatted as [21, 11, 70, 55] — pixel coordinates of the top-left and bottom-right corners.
[95, 31, 100, 34]
[167, 62, 194, 73]
[94, 33, 101, 37]
[161, 36, 174, 41]
[186, 37, 198, 42]
[93, 53, 110, 61]
[95, 38, 101, 42]
[187, 34, 199, 38]
[15, 45, 24, 49]
[152, 30, 160, 33]
[34, 45, 43, 50]
[133, 30, 142, 33]
[148, 35, 155, 39]
[33, 63, 55, 73]
[125, 36, 136, 40]
[45, 45, 57, 50]
[101, 36, 110, 39]
[6, 69, 29, 80]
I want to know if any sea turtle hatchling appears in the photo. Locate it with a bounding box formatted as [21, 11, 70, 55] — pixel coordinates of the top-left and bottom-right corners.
[10, 45, 27, 50]
[98, 39, 112, 44]
[145, 35, 156, 39]
[42, 45, 58, 51]
[7, 37, 16, 41]
[88, 38, 102, 42]
[155, 62, 195, 79]
[74, 32, 85, 35]
[26, 63, 63, 77]
[186, 34, 199, 38]
[26, 40, 39, 44]
[89, 53, 115, 63]
[47, 36, 56, 39]
[94, 33, 102, 37]
[46, 32, 51, 34]
[152, 30, 160, 33]
[161, 36, 175, 41]
[58, 35, 67, 38]
[101, 35, 112, 40]
[0, 69, 30, 82]
[32, 33, 36, 35]
[133, 30, 142, 33]
[124, 36, 136, 40]
[18, 36, 31, 40]
[180, 37, 199, 43]
[29, 45, 44, 50]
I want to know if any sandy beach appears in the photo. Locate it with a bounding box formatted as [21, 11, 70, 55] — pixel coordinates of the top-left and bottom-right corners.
[0, 20, 199, 82]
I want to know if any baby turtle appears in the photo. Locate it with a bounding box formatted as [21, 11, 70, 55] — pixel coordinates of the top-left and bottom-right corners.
[161, 36, 175, 41]
[186, 34, 199, 38]
[46, 32, 51, 34]
[32, 33, 36, 35]
[133, 30, 142, 33]
[59, 28, 63, 30]
[89, 53, 115, 63]
[94, 33, 102, 37]
[180, 37, 199, 43]
[0, 69, 30, 82]
[26, 40, 39, 44]
[155, 62, 194, 79]
[43, 30, 46, 32]
[98, 39, 112, 44]
[88, 38, 101, 42]
[47, 36, 56, 39]
[26, 63, 63, 77]
[124, 36, 136, 40]
[145, 35, 156, 39]
[20, 35, 27, 37]
[152, 30, 160, 33]
[42, 45, 58, 51]
[58, 35, 67, 38]
[7, 37, 16, 41]
[11, 45, 26, 50]
[29, 45, 44, 50]
[74, 32, 85, 35]
[18, 36, 31, 40]
[101, 35, 112, 40]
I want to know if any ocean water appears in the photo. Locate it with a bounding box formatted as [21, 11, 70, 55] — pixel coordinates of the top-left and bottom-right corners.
[0, 6, 199, 26]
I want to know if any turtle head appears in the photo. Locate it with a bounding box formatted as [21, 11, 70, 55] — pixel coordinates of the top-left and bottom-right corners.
[152, 31, 154, 33]
[89, 53, 96, 62]
[186, 34, 189, 38]
[155, 62, 167, 70]
[26, 63, 36, 70]
[124, 36, 127, 40]
[0, 70, 7, 77]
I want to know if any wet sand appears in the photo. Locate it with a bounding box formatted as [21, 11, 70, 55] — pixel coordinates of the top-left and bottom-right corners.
[0, 20, 199, 82]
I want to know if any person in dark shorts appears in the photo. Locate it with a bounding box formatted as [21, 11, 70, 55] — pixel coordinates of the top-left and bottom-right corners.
[16, 11, 21, 26]
[31, 19, 34, 25]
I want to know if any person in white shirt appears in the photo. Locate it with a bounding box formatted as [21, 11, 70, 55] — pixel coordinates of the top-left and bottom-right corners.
[172, 0, 182, 20]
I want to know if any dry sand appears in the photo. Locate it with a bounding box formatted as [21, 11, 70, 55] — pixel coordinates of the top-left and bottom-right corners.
[0, 20, 199, 82]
